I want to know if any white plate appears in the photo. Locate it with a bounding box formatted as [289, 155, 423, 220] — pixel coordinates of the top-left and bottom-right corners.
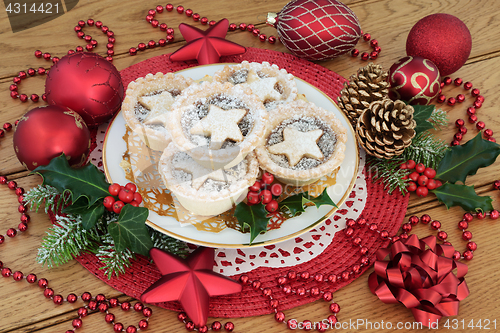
[103, 64, 358, 248]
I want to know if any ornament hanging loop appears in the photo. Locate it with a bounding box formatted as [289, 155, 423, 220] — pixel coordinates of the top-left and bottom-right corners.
[266, 12, 278, 27]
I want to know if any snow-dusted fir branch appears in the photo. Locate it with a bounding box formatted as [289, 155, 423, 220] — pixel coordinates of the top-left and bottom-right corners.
[36, 214, 101, 268]
[149, 227, 189, 258]
[24, 184, 70, 213]
[401, 132, 448, 169]
[367, 131, 449, 194]
[95, 234, 134, 279]
[429, 108, 448, 130]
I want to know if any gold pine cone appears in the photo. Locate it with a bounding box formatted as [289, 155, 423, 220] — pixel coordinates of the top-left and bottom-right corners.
[356, 99, 416, 159]
[338, 63, 390, 126]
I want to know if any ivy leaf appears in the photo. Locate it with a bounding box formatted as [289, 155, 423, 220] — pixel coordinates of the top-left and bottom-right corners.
[279, 194, 307, 217]
[108, 205, 152, 256]
[436, 133, 500, 183]
[81, 203, 105, 230]
[302, 189, 338, 208]
[235, 203, 270, 244]
[432, 183, 493, 213]
[412, 105, 435, 135]
[34, 154, 110, 207]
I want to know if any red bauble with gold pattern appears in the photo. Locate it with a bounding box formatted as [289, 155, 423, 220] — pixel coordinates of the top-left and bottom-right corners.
[13, 105, 91, 170]
[45, 52, 124, 127]
[270, 0, 361, 60]
[388, 56, 441, 105]
[406, 13, 471, 76]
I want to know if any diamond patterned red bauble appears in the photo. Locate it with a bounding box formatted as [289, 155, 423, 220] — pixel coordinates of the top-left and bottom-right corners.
[13, 105, 91, 170]
[406, 13, 471, 76]
[273, 0, 361, 60]
[45, 52, 124, 127]
[388, 56, 441, 105]
[141, 247, 242, 327]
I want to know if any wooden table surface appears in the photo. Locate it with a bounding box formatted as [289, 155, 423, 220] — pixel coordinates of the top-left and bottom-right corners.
[1, 0, 499, 332]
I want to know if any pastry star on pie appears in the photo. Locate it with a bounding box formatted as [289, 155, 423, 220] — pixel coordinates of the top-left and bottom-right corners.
[268, 127, 324, 167]
[174, 156, 229, 190]
[138, 91, 176, 125]
[245, 70, 282, 102]
[190, 104, 247, 150]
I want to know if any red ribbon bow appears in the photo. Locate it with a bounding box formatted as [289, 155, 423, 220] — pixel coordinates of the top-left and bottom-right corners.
[368, 235, 469, 327]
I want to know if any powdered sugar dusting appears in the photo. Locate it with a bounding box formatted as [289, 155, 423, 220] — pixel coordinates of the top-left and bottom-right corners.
[180, 94, 255, 148]
[267, 116, 337, 170]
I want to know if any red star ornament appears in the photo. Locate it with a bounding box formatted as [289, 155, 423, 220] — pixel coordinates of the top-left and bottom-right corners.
[141, 247, 242, 327]
[169, 18, 246, 65]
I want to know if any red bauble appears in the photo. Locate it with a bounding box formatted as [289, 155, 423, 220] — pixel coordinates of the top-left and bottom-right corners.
[388, 56, 441, 105]
[13, 105, 91, 170]
[271, 0, 361, 60]
[406, 14, 471, 76]
[45, 52, 124, 127]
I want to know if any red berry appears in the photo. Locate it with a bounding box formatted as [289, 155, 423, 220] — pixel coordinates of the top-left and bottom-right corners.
[265, 200, 278, 213]
[113, 201, 125, 214]
[260, 190, 273, 204]
[129, 201, 139, 207]
[409, 172, 419, 182]
[247, 191, 260, 205]
[270, 183, 283, 197]
[426, 179, 437, 190]
[415, 163, 425, 173]
[118, 189, 134, 203]
[435, 180, 443, 188]
[108, 183, 121, 196]
[249, 181, 261, 192]
[261, 172, 274, 184]
[493, 180, 500, 190]
[399, 163, 407, 170]
[416, 186, 428, 197]
[417, 175, 429, 186]
[133, 192, 142, 204]
[125, 183, 137, 192]
[407, 182, 417, 192]
[406, 160, 416, 169]
[423, 167, 436, 179]
[103, 196, 115, 208]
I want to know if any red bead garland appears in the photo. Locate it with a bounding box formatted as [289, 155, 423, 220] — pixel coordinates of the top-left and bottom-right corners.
[350, 31, 382, 61]
[437, 77, 495, 144]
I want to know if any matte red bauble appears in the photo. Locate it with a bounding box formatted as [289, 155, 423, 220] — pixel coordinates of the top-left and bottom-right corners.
[388, 56, 441, 105]
[13, 105, 91, 170]
[406, 13, 471, 76]
[269, 0, 361, 60]
[45, 52, 124, 127]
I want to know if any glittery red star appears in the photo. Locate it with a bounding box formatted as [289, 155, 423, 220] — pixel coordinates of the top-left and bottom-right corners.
[169, 18, 246, 65]
[141, 247, 242, 327]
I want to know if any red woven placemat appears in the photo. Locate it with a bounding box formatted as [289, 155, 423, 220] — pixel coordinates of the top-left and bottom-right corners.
[75, 47, 409, 318]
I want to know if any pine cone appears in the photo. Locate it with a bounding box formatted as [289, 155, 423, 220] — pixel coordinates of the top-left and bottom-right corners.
[356, 99, 416, 159]
[338, 63, 389, 126]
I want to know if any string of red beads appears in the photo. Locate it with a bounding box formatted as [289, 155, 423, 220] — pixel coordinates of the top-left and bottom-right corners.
[436, 77, 495, 145]
[350, 32, 382, 61]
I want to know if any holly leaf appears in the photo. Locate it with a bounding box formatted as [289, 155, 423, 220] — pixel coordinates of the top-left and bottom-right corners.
[34, 154, 110, 207]
[412, 105, 435, 135]
[280, 189, 337, 216]
[62, 197, 91, 215]
[108, 205, 152, 256]
[81, 203, 105, 230]
[279, 194, 307, 217]
[432, 183, 493, 213]
[235, 203, 270, 244]
[436, 133, 500, 183]
[302, 189, 338, 208]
